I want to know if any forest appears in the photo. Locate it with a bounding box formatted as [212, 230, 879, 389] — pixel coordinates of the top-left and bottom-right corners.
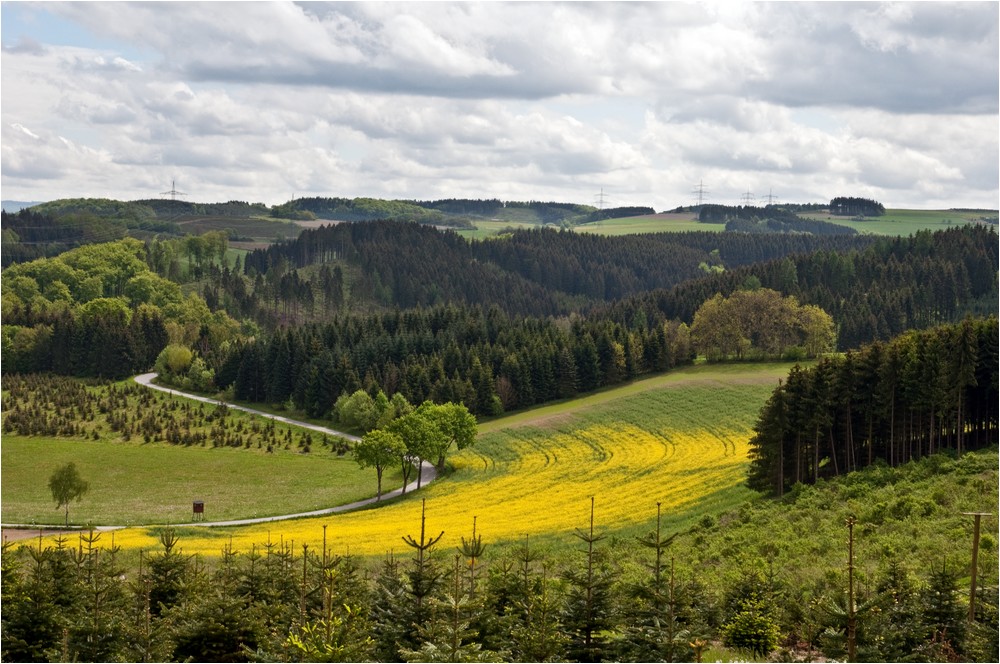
[747, 317, 998, 495]
[830, 196, 886, 217]
[1, 197, 998, 662]
[1, 222, 995, 418]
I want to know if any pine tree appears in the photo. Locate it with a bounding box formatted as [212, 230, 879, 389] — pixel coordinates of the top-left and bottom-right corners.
[618, 503, 693, 661]
[561, 497, 617, 663]
[917, 561, 966, 658]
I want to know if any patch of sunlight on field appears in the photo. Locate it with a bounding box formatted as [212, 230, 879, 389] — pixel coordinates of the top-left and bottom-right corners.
[98, 421, 752, 558]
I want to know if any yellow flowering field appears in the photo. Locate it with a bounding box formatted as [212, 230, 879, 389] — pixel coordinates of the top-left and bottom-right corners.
[104, 365, 787, 559]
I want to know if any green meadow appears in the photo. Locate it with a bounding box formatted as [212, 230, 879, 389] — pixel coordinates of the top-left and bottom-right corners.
[573, 212, 712, 235]
[0, 375, 401, 526]
[799, 208, 997, 235]
[461, 208, 997, 238]
[1, 435, 404, 526]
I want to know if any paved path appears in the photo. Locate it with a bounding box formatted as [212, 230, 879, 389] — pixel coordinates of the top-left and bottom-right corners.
[134, 373, 360, 442]
[1, 375, 437, 535]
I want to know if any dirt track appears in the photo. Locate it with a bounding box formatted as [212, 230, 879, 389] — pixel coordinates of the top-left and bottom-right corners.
[3, 528, 68, 543]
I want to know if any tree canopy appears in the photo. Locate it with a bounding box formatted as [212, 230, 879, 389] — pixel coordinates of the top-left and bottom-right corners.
[747, 317, 998, 496]
[690, 289, 836, 361]
[353, 429, 407, 501]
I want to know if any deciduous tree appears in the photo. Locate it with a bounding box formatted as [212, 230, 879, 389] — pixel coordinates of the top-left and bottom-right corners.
[49, 462, 89, 526]
[353, 430, 406, 501]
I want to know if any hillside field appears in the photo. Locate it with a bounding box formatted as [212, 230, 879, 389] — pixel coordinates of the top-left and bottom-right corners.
[572, 211, 710, 235]
[69, 362, 794, 558]
[456, 208, 998, 238]
[797, 208, 997, 235]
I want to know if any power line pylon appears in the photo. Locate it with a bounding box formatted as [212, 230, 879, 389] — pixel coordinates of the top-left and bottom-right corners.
[594, 187, 609, 210]
[160, 180, 186, 201]
[692, 180, 709, 208]
[739, 188, 755, 206]
[762, 188, 778, 206]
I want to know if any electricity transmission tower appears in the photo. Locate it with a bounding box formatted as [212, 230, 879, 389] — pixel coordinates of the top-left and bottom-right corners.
[739, 188, 755, 206]
[692, 180, 709, 208]
[594, 187, 610, 210]
[160, 180, 186, 201]
[761, 188, 778, 206]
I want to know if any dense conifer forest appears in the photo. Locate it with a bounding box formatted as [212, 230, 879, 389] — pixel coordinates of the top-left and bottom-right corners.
[830, 196, 887, 217]
[2, 222, 995, 418]
[747, 318, 998, 495]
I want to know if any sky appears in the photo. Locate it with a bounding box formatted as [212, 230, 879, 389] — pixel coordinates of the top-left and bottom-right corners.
[1, 1, 998, 210]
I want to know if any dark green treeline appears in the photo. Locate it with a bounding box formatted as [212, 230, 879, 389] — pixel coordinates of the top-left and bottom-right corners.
[217, 225, 995, 418]
[232, 224, 995, 352]
[747, 317, 998, 496]
[600, 225, 998, 350]
[220, 305, 694, 417]
[239, 220, 878, 317]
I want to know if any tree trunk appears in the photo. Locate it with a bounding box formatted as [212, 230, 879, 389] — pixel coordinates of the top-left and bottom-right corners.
[829, 428, 840, 477]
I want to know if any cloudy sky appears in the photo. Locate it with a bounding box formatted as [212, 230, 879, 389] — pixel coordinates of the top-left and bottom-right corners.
[2, 1, 997, 210]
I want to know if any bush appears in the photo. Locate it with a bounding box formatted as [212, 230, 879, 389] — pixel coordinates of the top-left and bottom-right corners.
[156, 344, 193, 376]
[721, 602, 781, 658]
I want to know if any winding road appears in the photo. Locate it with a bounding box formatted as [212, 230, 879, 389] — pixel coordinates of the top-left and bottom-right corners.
[0, 375, 437, 536]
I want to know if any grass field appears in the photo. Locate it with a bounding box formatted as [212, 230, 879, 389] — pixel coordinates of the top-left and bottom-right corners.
[798, 208, 997, 235]
[1, 375, 399, 526]
[573, 212, 712, 235]
[1, 436, 403, 526]
[459, 209, 997, 238]
[456, 213, 712, 239]
[174, 215, 303, 241]
[91, 362, 795, 558]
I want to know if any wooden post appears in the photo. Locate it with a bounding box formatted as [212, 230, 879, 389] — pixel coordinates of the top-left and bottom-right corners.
[962, 512, 991, 623]
[846, 516, 856, 663]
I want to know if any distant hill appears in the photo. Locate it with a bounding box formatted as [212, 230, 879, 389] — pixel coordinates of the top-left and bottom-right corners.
[1, 200, 45, 213]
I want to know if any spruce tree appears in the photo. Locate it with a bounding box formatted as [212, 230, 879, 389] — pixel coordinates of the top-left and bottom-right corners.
[561, 497, 617, 663]
[618, 503, 692, 662]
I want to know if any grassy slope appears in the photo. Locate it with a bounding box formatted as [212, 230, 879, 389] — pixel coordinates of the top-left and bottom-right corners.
[538, 209, 997, 238]
[794, 208, 996, 235]
[664, 449, 998, 605]
[573, 212, 712, 235]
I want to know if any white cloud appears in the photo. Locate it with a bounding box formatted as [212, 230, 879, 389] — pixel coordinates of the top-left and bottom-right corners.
[11, 123, 40, 140]
[1, 1, 996, 209]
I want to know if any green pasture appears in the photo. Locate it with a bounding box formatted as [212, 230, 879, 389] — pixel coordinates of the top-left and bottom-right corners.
[2, 362, 797, 533]
[573, 212, 712, 236]
[477, 361, 796, 436]
[70, 360, 801, 558]
[530, 208, 998, 238]
[798, 208, 997, 235]
[457, 212, 714, 239]
[1, 436, 403, 526]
